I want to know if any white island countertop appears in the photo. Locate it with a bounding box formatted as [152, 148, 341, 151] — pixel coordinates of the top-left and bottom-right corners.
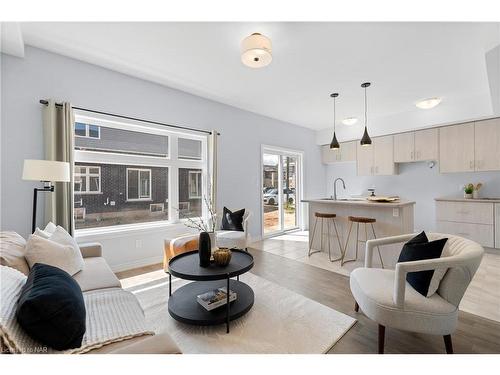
[302, 198, 416, 208]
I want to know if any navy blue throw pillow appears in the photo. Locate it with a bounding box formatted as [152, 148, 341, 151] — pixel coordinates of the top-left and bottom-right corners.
[397, 234, 448, 297]
[16, 263, 86, 350]
[405, 230, 429, 245]
[221, 207, 245, 231]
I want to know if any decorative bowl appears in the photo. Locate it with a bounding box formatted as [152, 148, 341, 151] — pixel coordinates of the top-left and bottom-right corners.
[213, 248, 232, 267]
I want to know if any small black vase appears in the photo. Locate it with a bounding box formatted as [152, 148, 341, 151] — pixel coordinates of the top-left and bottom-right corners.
[198, 232, 211, 267]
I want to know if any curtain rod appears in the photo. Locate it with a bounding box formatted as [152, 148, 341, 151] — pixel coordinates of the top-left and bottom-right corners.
[39, 99, 220, 136]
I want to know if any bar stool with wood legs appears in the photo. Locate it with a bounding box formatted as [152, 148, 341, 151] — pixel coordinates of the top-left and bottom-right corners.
[342, 216, 384, 268]
[308, 212, 343, 262]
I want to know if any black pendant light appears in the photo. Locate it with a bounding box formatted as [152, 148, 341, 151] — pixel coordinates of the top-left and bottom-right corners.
[329, 93, 340, 149]
[360, 82, 372, 146]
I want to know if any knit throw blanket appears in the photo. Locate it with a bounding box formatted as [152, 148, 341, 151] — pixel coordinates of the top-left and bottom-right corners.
[0, 266, 154, 354]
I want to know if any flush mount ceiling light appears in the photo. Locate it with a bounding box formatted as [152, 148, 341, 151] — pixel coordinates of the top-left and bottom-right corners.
[416, 97, 442, 109]
[342, 117, 358, 126]
[241, 33, 272, 68]
[360, 82, 372, 147]
[330, 93, 340, 150]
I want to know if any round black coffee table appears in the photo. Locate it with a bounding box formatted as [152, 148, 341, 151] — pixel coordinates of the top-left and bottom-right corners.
[167, 249, 254, 333]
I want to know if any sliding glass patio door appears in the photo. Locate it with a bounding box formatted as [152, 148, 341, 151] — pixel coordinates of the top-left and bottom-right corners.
[262, 147, 301, 237]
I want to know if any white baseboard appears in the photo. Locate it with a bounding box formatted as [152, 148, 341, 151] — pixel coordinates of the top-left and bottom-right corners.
[110, 255, 164, 273]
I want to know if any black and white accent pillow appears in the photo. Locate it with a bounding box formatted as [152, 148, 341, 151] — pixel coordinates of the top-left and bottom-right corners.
[397, 231, 448, 297]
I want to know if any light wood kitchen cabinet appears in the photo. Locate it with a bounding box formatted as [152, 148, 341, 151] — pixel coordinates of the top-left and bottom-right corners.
[321, 141, 356, 164]
[356, 142, 373, 175]
[321, 145, 339, 163]
[496, 204, 500, 249]
[357, 135, 397, 176]
[394, 128, 438, 163]
[436, 220, 494, 248]
[436, 199, 497, 249]
[439, 122, 475, 173]
[394, 132, 414, 162]
[474, 118, 500, 171]
[414, 128, 438, 161]
[373, 135, 397, 175]
[340, 141, 357, 162]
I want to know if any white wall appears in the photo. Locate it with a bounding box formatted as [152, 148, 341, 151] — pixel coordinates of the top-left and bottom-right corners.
[326, 161, 500, 232]
[1, 46, 326, 271]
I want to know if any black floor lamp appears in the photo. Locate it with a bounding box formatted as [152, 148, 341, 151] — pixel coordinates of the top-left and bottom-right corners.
[22, 159, 70, 233]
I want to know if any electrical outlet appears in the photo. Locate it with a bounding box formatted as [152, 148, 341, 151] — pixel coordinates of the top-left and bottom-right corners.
[135, 240, 142, 249]
[393, 208, 399, 217]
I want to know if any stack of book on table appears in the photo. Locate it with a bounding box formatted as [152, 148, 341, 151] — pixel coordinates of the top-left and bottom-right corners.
[197, 287, 237, 311]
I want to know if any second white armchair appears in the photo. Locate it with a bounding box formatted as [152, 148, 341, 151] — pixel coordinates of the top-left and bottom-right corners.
[350, 232, 483, 354]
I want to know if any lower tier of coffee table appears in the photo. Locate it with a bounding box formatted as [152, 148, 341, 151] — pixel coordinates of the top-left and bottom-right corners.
[168, 279, 254, 327]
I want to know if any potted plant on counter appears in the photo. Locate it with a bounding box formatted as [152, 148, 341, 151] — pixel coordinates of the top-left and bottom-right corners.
[464, 183, 474, 199]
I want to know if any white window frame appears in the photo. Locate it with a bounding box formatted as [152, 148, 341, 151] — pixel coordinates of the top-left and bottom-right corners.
[75, 123, 101, 139]
[188, 170, 202, 199]
[74, 165, 101, 194]
[126, 168, 152, 201]
[74, 111, 209, 234]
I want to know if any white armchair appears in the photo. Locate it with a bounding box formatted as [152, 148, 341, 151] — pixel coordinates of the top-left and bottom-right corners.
[350, 233, 484, 354]
[216, 210, 252, 250]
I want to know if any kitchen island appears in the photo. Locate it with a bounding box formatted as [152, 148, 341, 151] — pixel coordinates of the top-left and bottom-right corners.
[302, 198, 415, 268]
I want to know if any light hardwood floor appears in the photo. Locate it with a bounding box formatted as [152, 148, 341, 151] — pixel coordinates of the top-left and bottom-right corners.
[116, 235, 500, 354]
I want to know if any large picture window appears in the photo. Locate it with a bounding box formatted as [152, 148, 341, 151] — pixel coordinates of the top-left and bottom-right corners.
[73, 113, 207, 231]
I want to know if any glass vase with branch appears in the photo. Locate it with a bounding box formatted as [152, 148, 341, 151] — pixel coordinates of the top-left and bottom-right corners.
[175, 195, 218, 251]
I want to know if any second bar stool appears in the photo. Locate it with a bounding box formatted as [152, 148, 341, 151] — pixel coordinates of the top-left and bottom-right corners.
[308, 212, 343, 262]
[342, 215, 385, 268]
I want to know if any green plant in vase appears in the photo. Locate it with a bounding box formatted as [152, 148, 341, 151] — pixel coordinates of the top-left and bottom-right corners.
[464, 183, 474, 199]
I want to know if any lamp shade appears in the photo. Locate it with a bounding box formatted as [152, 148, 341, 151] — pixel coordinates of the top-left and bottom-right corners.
[22, 160, 70, 182]
[241, 33, 272, 68]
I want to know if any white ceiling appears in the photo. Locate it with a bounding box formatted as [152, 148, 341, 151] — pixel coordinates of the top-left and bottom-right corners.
[7, 22, 500, 141]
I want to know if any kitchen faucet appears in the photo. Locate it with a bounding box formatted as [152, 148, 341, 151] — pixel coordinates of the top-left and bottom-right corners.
[333, 178, 346, 200]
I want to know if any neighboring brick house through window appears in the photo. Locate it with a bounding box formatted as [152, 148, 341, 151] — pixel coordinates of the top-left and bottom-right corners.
[73, 113, 208, 231]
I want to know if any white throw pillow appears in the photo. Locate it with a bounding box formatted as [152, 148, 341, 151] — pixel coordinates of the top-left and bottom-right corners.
[34, 227, 51, 239]
[426, 243, 451, 297]
[44, 222, 57, 235]
[25, 234, 84, 276]
[33, 222, 57, 239]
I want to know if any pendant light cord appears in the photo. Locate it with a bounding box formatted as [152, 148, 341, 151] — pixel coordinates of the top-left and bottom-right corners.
[364, 85, 368, 128]
[333, 96, 336, 132]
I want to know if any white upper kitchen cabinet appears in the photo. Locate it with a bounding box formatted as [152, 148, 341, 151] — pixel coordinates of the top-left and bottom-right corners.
[414, 128, 438, 161]
[373, 135, 397, 175]
[321, 141, 356, 164]
[439, 122, 475, 173]
[394, 132, 415, 162]
[474, 118, 500, 171]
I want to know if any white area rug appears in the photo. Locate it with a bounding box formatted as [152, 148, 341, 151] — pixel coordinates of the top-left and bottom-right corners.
[126, 273, 356, 353]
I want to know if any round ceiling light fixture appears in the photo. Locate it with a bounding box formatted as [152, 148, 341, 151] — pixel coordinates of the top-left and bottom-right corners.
[342, 117, 358, 126]
[416, 97, 442, 109]
[241, 33, 272, 68]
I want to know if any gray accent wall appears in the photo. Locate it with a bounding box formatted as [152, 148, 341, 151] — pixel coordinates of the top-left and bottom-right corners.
[0, 46, 326, 239]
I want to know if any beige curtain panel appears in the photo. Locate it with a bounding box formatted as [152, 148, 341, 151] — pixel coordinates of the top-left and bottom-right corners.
[209, 129, 218, 212]
[43, 100, 75, 235]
